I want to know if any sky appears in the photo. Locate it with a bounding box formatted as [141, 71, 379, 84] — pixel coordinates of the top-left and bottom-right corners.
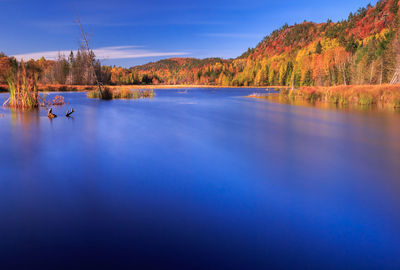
[0, 0, 378, 67]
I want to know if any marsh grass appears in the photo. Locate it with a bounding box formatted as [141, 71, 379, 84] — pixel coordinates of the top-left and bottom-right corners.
[87, 87, 154, 100]
[2, 66, 65, 109]
[1, 59, 66, 109]
[86, 90, 101, 99]
[277, 85, 400, 108]
[2, 61, 41, 109]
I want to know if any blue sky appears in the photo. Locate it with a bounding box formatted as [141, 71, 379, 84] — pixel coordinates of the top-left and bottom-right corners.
[0, 0, 377, 67]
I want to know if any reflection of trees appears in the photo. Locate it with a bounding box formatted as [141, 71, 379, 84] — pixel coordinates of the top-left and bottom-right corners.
[10, 108, 41, 127]
[8, 109, 43, 163]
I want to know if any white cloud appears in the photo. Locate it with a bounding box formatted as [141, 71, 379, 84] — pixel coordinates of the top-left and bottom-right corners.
[12, 46, 190, 61]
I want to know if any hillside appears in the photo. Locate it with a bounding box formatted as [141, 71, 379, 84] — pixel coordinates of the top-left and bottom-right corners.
[123, 0, 400, 87]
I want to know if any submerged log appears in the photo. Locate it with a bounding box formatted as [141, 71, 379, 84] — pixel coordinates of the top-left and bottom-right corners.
[66, 108, 75, 117]
[48, 108, 57, 119]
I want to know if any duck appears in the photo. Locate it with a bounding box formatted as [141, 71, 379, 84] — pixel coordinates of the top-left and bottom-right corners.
[48, 108, 57, 119]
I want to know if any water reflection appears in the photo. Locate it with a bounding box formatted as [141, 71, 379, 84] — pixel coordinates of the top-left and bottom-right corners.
[262, 93, 400, 113]
[0, 90, 400, 269]
[10, 108, 41, 126]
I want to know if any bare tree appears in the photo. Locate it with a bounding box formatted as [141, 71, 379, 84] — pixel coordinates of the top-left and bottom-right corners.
[390, 33, 400, 84]
[74, 8, 103, 97]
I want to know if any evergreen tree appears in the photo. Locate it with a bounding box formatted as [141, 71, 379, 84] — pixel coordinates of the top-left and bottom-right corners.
[315, 41, 322, 54]
[303, 70, 313, 86]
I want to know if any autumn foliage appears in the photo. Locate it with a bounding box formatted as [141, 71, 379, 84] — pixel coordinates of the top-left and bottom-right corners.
[118, 0, 400, 87]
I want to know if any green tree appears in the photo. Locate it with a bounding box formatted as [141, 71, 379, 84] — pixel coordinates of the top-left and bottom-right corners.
[315, 41, 322, 54]
[346, 35, 359, 54]
[303, 70, 313, 86]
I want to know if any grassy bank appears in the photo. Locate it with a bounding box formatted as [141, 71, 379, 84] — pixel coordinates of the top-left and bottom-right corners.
[250, 85, 400, 109]
[87, 87, 154, 100]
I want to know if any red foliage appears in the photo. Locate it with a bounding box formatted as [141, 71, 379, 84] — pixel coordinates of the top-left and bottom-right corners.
[52, 95, 65, 106]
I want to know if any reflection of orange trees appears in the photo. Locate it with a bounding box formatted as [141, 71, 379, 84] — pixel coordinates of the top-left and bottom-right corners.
[10, 108, 40, 127]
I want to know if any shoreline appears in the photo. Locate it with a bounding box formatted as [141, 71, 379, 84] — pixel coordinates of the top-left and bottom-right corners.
[2, 83, 399, 111]
[0, 84, 290, 93]
[249, 85, 400, 110]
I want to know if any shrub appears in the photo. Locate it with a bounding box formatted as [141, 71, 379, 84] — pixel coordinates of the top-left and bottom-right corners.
[101, 87, 113, 100]
[52, 95, 65, 106]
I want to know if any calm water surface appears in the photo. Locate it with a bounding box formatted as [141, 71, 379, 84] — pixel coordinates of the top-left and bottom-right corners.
[0, 88, 399, 269]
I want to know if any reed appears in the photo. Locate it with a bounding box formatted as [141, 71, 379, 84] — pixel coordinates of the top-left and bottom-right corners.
[3, 60, 40, 109]
[86, 90, 100, 99]
[87, 87, 154, 100]
[140, 89, 154, 98]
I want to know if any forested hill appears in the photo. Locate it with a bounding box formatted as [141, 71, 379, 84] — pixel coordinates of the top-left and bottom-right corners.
[1, 0, 399, 87]
[127, 0, 400, 87]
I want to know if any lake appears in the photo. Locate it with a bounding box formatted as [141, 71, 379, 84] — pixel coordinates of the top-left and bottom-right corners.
[0, 88, 400, 269]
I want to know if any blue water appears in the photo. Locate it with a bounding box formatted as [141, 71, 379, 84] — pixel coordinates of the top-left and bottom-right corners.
[0, 88, 399, 269]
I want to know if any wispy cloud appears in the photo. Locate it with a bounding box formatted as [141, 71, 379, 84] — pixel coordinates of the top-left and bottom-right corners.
[12, 46, 190, 61]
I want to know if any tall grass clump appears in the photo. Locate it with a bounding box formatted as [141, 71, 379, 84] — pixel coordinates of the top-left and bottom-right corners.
[86, 90, 100, 99]
[140, 89, 154, 98]
[3, 60, 40, 109]
[87, 87, 154, 100]
[87, 87, 112, 100]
